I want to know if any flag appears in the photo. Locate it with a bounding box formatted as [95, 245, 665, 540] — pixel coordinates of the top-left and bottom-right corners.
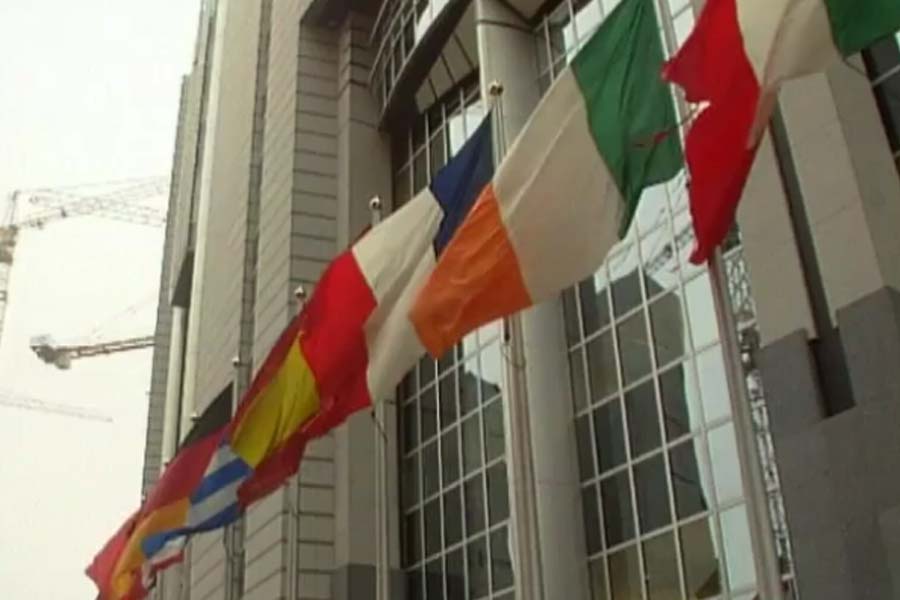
[87, 392, 232, 599]
[662, 0, 900, 263]
[89, 116, 496, 595]
[410, 0, 682, 357]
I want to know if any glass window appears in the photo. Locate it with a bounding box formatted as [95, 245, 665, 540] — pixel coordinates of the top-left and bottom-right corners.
[446, 548, 465, 599]
[721, 505, 757, 592]
[480, 342, 503, 401]
[459, 354, 480, 414]
[425, 498, 441, 556]
[467, 536, 489, 598]
[483, 399, 505, 461]
[461, 413, 482, 475]
[643, 531, 681, 600]
[601, 470, 635, 547]
[421, 385, 438, 441]
[464, 474, 486, 535]
[406, 511, 422, 565]
[685, 272, 720, 348]
[696, 346, 731, 423]
[426, 557, 444, 600]
[576, 414, 595, 481]
[439, 370, 457, 427]
[487, 461, 509, 524]
[680, 517, 722, 599]
[625, 380, 661, 457]
[587, 330, 619, 401]
[583, 483, 604, 555]
[403, 454, 420, 509]
[594, 399, 627, 473]
[589, 556, 609, 600]
[444, 486, 463, 546]
[441, 429, 460, 487]
[404, 400, 419, 453]
[618, 311, 652, 385]
[563, 287, 582, 345]
[708, 423, 744, 503]
[650, 292, 685, 368]
[659, 362, 699, 440]
[580, 272, 612, 335]
[669, 438, 710, 520]
[634, 454, 672, 534]
[608, 545, 641, 600]
[609, 252, 642, 316]
[490, 527, 514, 590]
[424, 441, 440, 497]
[570, 347, 590, 413]
[407, 566, 423, 600]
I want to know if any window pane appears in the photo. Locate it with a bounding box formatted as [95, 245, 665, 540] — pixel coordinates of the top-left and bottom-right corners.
[490, 527, 514, 590]
[608, 249, 642, 316]
[696, 346, 731, 423]
[446, 548, 465, 600]
[483, 399, 505, 461]
[579, 273, 612, 335]
[669, 438, 710, 519]
[643, 531, 681, 600]
[685, 272, 720, 348]
[594, 399, 627, 473]
[589, 556, 609, 600]
[404, 400, 419, 453]
[422, 385, 438, 441]
[427, 557, 444, 600]
[582, 483, 603, 555]
[487, 461, 509, 525]
[659, 362, 698, 440]
[480, 342, 503, 401]
[721, 505, 757, 592]
[563, 286, 582, 345]
[618, 311, 652, 385]
[570, 347, 590, 413]
[444, 486, 462, 546]
[680, 517, 722, 599]
[408, 567, 424, 600]
[708, 423, 744, 503]
[601, 470, 635, 547]
[462, 413, 482, 475]
[576, 414, 595, 481]
[425, 498, 442, 557]
[464, 475, 486, 535]
[459, 356, 480, 415]
[467, 536, 489, 599]
[424, 441, 440, 498]
[430, 128, 447, 176]
[403, 454, 420, 509]
[634, 454, 672, 534]
[406, 511, 422, 565]
[441, 429, 460, 487]
[587, 330, 619, 401]
[650, 293, 685, 368]
[625, 380, 661, 457]
[608, 545, 641, 600]
[439, 371, 457, 428]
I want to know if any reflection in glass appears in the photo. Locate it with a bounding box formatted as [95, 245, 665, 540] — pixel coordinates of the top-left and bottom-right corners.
[424, 441, 440, 498]
[634, 454, 672, 534]
[426, 557, 444, 600]
[576, 414, 595, 481]
[439, 370, 457, 427]
[582, 483, 603, 555]
[461, 413, 482, 475]
[685, 273, 720, 348]
[601, 470, 635, 547]
[441, 429, 460, 487]
[480, 342, 503, 400]
[608, 545, 641, 600]
[669, 439, 709, 519]
[644, 531, 681, 600]
[618, 311, 652, 385]
[467, 536, 489, 599]
[491, 527, 514, 590]
[587, 330, 618, 401]
[609, 253, 643, 317]
[709, 423, 743, 503]
[589, 556, 609, 600]
[722, 505, 757, 592]
[425, 498, 441, 557]
[696, 346, 731, 423]
[446, 548, 465, 599]
[573, 0, 602, 46]
[680, 517, 722, 599]
[464, 475, 485, 535]
[594, 399, 627, 473]
[650, 292, 684, 368]
[580, 272, 612, 335]
[487, 461, 510, 524]
[483, 399, 504, 461]
[421, 385, 438, 441]
[625, 380, 661, 457]
[444, 486, 462, 546]
[459, 356, 480, 415]
[420, 355, 436, 387]
[659, 362, 697, 440]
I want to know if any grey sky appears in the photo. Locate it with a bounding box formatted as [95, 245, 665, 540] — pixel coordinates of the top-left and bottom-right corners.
[0, 1, 198, 597]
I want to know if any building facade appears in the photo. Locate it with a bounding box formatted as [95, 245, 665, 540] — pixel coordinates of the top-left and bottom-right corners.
[145, 0, 900, 598]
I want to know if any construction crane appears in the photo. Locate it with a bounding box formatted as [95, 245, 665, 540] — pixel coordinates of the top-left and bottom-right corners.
[30, 334, 155, 370]
[0, 389, 112, 423]
[0, 177, 168, 351]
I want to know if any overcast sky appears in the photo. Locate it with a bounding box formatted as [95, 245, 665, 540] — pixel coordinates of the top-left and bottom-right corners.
[0, 2, 198, 597]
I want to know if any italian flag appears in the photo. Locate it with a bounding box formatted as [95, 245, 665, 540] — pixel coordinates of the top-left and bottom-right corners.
[663, 0, 900, 263]
[410, 0, 683, 357]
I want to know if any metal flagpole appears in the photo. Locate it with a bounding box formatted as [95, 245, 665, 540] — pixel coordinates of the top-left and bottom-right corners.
[708, 250, 784, 600]
[368, 197, 391, 600]
[489, 80, 544, 600]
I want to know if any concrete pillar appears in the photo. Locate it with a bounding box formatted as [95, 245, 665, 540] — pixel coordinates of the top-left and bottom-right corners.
[475, 1, 591, 598]
[331, 11, 398, 600]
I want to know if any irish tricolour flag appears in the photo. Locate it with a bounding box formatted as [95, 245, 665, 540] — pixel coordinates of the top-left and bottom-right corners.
[663, 0, 900, 263]
[411, 0, 683, 357]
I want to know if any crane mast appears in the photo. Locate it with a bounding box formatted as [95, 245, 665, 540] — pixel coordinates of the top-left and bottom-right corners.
[30, 334, 155, 370]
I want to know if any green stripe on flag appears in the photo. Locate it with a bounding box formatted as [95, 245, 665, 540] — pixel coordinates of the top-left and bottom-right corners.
[571, 0, 683, 237]
[824, 0, 900, 56]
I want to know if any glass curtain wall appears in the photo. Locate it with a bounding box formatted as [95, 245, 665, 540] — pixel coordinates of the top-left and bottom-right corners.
[863, 32, 900, 172]
[395, 80, 515, 600]
[534, 0, 797, 598]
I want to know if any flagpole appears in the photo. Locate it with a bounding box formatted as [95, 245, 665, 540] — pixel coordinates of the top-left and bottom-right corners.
[369, 196, 391, 600]
[489, 80, 544, 600]
[708, 250, 784, 600]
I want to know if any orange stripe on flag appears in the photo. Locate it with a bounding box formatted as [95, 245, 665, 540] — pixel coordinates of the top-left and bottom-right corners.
[410, 184, 531, 357]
